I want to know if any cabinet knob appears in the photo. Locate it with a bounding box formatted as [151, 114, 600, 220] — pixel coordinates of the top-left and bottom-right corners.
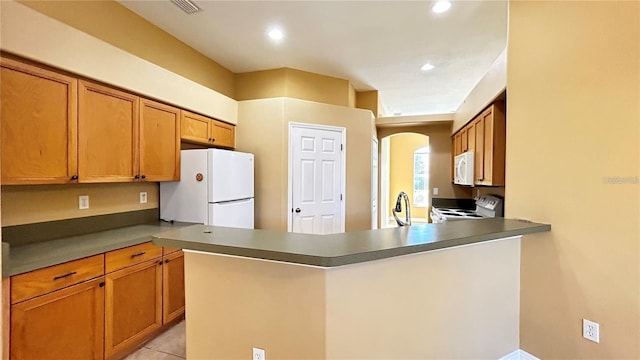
[134, 174, 140, 179]
[165, 259, 170, 264]
[211, 138, 216, 142]
[70, 175, 78, 181]
[99, 282, 105, 288]
[295, 208, 301, 213]
[158, 261, 163, 266]
[141, 175, 146, 180]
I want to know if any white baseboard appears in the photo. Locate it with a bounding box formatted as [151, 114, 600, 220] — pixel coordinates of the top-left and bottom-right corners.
[499, 349, 540, 360]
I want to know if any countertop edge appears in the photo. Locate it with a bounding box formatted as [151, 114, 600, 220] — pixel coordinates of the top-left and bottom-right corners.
[5, 221, 195, 277]
[153, 220, 551, 268]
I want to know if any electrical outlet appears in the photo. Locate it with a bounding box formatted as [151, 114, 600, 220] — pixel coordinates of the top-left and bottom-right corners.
[252, 347, 265, 360]
[433, 187, 439, 196]
[583, 319, 600, 343]
[79, 195, 89, 210]
[140, 192, 148, 204]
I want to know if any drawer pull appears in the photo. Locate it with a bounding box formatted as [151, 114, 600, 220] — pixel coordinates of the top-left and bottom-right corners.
[53, 271, 77, 281]
[130, 252, 146, 258]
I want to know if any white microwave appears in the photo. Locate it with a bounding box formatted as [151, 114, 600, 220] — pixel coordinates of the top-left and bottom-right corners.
[454, 151, 474, 186]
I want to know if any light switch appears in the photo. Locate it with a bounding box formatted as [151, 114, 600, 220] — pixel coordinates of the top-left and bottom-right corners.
[433, 187, 439, 196]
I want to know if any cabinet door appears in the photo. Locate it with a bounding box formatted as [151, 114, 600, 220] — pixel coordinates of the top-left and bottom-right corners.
[1, 57, 78, 185]
[162, 251, 185, 324]
[460, 128, 468, 153]
[79, 80, 139, 183]
[481, 107, 494, 184]
[11, 278, 104, 360]
[140, 99, 180, 181]
[105, 259, 162, 359]
[474, 117, 485, 183]
[181, 110, 211, 145]
[211, 120, 235, 149]
[453, 133, 462, 156]
[467, 121, 476, 153]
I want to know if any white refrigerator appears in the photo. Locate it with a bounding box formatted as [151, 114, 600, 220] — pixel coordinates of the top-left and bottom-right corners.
[160, 149, 254, 229]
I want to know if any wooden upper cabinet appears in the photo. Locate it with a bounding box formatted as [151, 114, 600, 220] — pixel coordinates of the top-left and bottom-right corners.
[181, 110, 235, 149]
[453, 133, 462, 156]
[211, 120, 235, 148]
[0, 57, 78, 185]
[180, 110, 211, 145]
[467, 121, 476, 153]
[451, 101, 506, 187]
[79, 80, 139, 183]
[140, 99, 180, 181]
[11, 278, 105, 360]
[470, 103, 506, 186]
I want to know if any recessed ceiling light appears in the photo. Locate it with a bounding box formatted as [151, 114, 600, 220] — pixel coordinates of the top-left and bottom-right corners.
[432, 0, 451, 14]
[268, 28, 284, 41]
[421, 63, 435, 71]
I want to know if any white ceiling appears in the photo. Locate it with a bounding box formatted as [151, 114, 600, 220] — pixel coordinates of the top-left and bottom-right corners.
[118, 0, 507, 117]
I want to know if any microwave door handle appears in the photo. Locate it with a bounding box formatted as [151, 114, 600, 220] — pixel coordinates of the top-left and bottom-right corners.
[456, 158, 464, 183]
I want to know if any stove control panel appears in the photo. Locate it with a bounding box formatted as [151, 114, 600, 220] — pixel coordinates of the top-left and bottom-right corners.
[475, 195, 504, 217]
[476, 196, 497, 210]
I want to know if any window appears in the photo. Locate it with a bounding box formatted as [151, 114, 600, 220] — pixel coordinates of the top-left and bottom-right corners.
[413, 147, 429, 207]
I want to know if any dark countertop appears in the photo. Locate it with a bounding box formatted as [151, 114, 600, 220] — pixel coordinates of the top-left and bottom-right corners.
[5, 221, 194, 277]
[153, 218, 551, 267]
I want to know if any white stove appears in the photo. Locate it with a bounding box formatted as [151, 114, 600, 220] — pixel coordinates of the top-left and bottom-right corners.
[430, 195, 503, 223]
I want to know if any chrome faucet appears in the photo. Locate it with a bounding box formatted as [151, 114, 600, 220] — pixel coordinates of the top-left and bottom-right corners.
[392, 191, 411, 226]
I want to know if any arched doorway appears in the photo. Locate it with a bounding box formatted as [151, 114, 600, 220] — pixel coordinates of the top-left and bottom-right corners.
[380, 132, 430, 227]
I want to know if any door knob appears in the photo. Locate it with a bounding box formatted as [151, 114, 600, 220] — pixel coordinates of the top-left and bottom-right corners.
[295, 208, 301, 213]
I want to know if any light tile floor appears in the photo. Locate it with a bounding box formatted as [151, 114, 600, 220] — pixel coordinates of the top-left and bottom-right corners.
[125, 320, 186, 360]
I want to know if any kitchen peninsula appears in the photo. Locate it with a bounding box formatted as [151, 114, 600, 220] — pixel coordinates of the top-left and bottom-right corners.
[154, 218, 550, 359]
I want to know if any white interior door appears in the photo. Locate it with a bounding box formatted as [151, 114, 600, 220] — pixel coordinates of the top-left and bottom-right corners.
[372, 138, 378, 229]
[290, 123, 345, 234]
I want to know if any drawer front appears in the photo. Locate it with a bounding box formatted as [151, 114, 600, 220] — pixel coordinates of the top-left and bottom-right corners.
[11, 254, 104, 304]
[105, 242, 162, 273]
[163, 246, 181, 255]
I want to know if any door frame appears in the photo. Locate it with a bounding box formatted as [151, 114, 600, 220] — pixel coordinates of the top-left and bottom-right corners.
[371, 137, 379, 230]
[287, 122, 347, 233]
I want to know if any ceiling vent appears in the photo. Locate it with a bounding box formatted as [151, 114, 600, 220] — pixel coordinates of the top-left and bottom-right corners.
[170, 0, 201, 14]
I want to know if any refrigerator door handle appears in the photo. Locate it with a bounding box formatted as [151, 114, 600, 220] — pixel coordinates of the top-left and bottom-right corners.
[213, 197, 253, 204]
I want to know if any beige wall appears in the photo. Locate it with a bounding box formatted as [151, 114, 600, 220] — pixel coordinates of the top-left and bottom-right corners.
[1, 183, 159, 226]
[17, 0, 235, 99]
[388, 133, 429, 219]
[236, 98, 375, 232]
[507, 1, 639, 358]
[235, 68, 354, 108]
[378, 124, 473, 202]
[454, 50, 507, 133]
[184, 237, 521, 359]
[236, 98, 288, 231]
[184, 251, 327, 360]
[356, 90, 379, 117]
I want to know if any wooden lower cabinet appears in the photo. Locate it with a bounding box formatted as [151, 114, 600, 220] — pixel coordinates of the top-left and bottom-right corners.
[10, 278, 105, 360]
[8, 243, 185, 360]
[162, 251, 185, 324]
[105, 259, 163, 359]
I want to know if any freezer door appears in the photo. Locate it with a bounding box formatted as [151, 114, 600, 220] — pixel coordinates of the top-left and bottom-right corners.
[207, 149, 254, 203]
[160, 149, 209, 223]
[208, 198, 254, 229]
